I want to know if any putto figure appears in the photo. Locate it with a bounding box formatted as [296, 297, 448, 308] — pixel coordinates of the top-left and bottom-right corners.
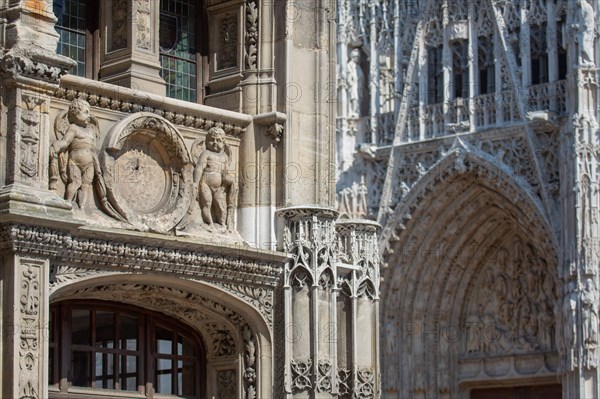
[192, 127, 236, 231]
[50, 99, 125, 221]
[51, 99, 99, 209]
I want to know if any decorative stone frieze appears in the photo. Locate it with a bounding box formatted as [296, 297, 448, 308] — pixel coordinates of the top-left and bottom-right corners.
[1, 223, 283, 285]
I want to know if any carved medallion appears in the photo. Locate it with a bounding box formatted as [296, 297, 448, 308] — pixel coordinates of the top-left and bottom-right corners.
[101, 113, 193, 233]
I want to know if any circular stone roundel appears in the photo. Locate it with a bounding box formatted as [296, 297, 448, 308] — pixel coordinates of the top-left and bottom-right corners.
[101, 113, 193, 233]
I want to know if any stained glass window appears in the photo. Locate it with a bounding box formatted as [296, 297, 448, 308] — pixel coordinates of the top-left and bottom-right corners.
[160, 0, 198, 102]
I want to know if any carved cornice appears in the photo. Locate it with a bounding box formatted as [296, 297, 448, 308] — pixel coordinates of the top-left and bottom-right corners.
[54, 76, 250, 138]
[0, 223, 284, 288]
[0, 48, 75, 84]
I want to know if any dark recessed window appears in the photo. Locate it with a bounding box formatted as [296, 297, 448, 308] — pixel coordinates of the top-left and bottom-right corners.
[49, 301, 206, 398]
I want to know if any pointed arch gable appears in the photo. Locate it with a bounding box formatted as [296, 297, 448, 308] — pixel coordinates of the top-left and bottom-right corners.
[380, 147, 556, 259]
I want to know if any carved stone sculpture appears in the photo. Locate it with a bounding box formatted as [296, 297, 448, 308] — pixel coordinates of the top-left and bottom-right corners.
[465, 242, 558, 356]
[563, 281, 579, 370]
[582, 277, 598, 347]
[50, 99, 125, 220]
[192, 127, 237, 231]
[346, 48, 364, 118]
[101, 112, 194, 233]
[573, 0, 596, 66]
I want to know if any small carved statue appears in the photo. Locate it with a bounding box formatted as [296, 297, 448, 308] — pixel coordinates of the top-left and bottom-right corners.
[192, 127, 236, 231]
[346, 48, 365, 118]
[50, 99, 125, 221]
[50, 99, 98, 209]
[572, 0, 596, 66]
[562, 281, 579, 368]
[582, 277, 599, 347]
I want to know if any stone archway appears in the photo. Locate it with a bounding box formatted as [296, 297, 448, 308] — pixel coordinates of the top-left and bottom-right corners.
[380, 151, 560, 399]
[50, 274, 271, 399]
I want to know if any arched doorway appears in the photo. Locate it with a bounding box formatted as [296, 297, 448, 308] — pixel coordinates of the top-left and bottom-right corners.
[380, 152, 561, 399]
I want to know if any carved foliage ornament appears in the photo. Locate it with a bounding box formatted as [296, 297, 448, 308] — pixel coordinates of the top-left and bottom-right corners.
[19, 263, 42, 399]
[245, 0, 259, 69]
[205, 323, 236, 357]
[290, 359, 313, 392]
[243, 325, 257, 399]
[135, 0, 152, 50]
[2, 224, 281, 287]
[0, 51, 69, 83]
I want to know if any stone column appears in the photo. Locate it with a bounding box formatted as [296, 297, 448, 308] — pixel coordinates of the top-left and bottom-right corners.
[98, 0, 165, 95]
[275, 0, 337, 207]
[336, 219, 381, 399]
[277, 206, 339, 398]
[0, 0, 75, 218]
[237, 0, 285, 248]
[559, 2, 600, 398]
[0, 251, 50, 399]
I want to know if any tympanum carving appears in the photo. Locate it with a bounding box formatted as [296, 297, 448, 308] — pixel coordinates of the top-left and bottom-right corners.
[464, 242, 559, 357]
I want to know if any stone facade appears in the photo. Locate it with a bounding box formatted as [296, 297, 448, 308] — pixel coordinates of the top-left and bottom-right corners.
[336, 0, 599, 398]
[0, 1, 380, 399]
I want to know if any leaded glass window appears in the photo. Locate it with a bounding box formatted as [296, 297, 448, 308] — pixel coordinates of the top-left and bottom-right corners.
[53, 0, 87, 77]
[160, 0, 198, 102]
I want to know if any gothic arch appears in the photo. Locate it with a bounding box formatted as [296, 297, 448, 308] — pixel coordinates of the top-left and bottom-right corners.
[380, 149, 560, 398]
[50, 273, 271, 399]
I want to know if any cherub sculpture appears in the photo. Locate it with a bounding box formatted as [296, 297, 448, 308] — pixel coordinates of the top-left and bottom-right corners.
[192, 127, 236, 231]
[50, 99, 125, 221]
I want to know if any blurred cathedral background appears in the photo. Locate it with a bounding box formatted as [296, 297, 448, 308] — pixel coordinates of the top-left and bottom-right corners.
[335, 0, 599, 398]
